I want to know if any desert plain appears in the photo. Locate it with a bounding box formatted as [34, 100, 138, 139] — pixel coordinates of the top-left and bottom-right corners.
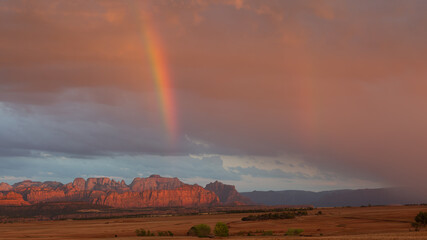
[1, 205, 427, 240]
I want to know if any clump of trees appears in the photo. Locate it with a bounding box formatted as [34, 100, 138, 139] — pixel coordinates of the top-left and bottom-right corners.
[188, 222, 230, 238]
[412, 211, 427, 231]
[214, 222, 229, 237]
[242, 210, 307, 221]
[236, 230, 274, 236]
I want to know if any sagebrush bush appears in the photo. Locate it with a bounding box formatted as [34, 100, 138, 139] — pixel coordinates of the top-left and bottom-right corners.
[135, 228, 156, 236]
[157, 230, 173, 236]
[286, 228, 304, 236]
[187, 224, 211, 237]
[415, 211, 427, 226]
[214, 222, 229, 237]
[412, 211, 427, 231]
[135, 228, 146, 236]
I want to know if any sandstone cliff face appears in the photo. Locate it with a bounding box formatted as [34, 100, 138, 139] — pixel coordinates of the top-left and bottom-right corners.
[0, 191, 29, 206]
[130, 175, 184, 192]
[205, 181, 253, 205]
[0, 182, 12, 191]
[72, 178, 86, 190]
[85, 178, 129, 192]
[95, 185, 219, 208]
[26, 189, 66, 203]
[0, 175, 228, 208]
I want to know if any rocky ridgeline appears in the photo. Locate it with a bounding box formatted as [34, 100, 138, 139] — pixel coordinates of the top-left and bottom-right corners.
[205, 181, 253, 205]
[0, 175, 248, 208]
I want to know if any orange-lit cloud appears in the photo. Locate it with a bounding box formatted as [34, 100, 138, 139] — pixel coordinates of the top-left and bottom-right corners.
[1, 0, 427, 190]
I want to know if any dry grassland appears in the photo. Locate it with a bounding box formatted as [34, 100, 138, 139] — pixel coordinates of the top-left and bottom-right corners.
[1, 205, 427, 239]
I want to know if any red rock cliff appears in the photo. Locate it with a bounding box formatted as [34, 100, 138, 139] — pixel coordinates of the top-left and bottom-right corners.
[0, 191, 29, 206]
[130, 175, 184, 192]
[205, 181, 253, 205]
[0, 175, 224, 208]
[0, 182, 12, 191]
[94, 184, 219, 208]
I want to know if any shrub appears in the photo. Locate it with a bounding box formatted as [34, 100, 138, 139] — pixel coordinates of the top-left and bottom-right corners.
[135, 228, 146, 236]
[415, 211, 427, 226]
[241, 212, 297, 221]
[214, 222, 229, 237]
[135, 229, 156, 237]
[286, 228, 304, 236]
[262, 230, 273, 236]
[411, 212, 427, 231]
[188, 224, 211, 237]
[157, 231, 173, 236]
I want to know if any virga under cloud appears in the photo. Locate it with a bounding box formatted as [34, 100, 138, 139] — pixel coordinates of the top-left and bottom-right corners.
[1, 0, 427, 191]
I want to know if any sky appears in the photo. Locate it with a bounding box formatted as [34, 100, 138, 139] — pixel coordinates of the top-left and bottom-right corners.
[1, 0, 427, 192]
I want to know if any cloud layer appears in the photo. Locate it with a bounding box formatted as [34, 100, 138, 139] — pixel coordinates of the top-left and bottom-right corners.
[1, 0, 427, 191]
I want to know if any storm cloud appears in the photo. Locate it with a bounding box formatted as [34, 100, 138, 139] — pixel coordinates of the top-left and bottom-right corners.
[1, 0, 427, 191]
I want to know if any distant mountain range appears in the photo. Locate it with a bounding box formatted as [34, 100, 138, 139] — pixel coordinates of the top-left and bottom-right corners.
[241, 188, 427, 207]
[0, 175, 251, 208]
[2, 175, 426, 208]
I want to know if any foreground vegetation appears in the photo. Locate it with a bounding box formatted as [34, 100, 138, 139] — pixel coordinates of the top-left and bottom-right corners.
[286, 228, 304, 236]
[135, 228, 173, 236]
[242, 210, 308, 221]
[187, 222, 230, 237]
[2, 205, 427, 239]
[412, 211, 427, 231]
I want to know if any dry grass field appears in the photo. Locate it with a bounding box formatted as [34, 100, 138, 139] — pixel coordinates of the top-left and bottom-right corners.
[1, 205, 427, 239]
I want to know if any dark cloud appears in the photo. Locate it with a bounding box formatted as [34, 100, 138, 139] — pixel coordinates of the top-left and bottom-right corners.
[1, 0, 427, 191]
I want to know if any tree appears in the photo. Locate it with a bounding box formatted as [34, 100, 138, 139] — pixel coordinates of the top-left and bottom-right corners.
[214, 222, 229, 237]
[415, 211, 427, 226]
[412, 211, 427, 231]
[187, 224, 211, 237]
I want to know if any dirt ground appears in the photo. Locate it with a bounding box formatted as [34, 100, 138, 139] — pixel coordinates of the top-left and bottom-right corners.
[1, 205, 427, 239]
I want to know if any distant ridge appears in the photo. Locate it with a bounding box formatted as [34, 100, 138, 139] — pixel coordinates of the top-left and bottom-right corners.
[241, 188, 427, 207]
[205, 181, 253, 205]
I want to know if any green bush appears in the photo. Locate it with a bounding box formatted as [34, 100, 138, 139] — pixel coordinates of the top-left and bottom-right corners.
[187, 224, 211, 238]
[415, 211, 427, 226]
[157, 231, 174, 236]
[242, 212, 296, 221]
[241, 210, 308, 221]
[412, 211, 427, 231]
[214, 222, 229, 237]
[135, 229, 156, 237]
[135, 228, 146, 236]
[262, 230, 273, 236]
[286, 228, 304, 236]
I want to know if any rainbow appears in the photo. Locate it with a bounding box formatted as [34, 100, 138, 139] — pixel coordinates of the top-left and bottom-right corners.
[140, 17, 178, 144]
